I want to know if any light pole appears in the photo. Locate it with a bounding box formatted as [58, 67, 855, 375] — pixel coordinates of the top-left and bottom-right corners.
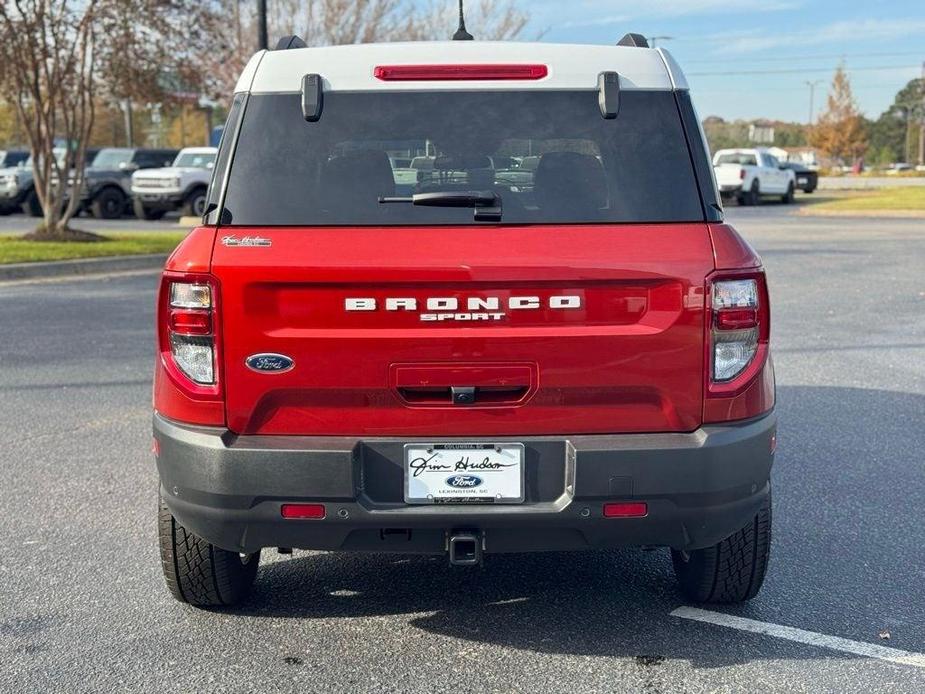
[805, 80, 824, 125]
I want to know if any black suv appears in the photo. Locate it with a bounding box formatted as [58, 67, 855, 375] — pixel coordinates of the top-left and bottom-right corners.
[82, 148, 178, 218]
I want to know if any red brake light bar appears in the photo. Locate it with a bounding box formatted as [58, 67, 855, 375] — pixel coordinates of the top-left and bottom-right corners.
[374, 64, 548, 81]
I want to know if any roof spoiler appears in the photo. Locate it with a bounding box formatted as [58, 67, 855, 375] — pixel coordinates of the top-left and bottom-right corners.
[617, 33, 649, 48]
[275, 35, 306, 50]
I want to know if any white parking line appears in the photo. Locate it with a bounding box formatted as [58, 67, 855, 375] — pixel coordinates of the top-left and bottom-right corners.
[671, 606, 925, 670]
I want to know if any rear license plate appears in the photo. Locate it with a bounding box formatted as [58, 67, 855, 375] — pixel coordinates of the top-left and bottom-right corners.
[797, 177, 807, 184]
[404, 443, 525, 504]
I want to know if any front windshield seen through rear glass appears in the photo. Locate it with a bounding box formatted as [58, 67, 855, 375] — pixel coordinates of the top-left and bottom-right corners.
[90, 148, 133, 169]
[174, 151, 216, 168]
[222, 89, 704, 225]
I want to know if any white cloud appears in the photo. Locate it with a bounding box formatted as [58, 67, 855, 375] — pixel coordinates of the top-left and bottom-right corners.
[715, 19, 925, 54]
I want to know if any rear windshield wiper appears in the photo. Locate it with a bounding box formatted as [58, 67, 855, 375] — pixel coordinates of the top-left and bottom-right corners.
[379, 190, 502, 222]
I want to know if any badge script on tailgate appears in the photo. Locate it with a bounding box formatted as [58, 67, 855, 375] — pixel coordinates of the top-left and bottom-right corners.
[345, 295, 581, 322]
[221, 235, 272, 247]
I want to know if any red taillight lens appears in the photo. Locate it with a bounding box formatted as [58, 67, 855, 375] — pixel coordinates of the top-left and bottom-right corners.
[168, 309, 212, 335]
[281, 503, 326, 519]
[603, 502, 648, 518]
[739, 169, 747, 180]
[715, 307, 758, 330]
[374, 64, 548, 81]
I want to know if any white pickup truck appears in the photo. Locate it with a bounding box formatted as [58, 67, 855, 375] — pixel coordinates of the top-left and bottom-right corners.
[713, 148, 796, 205]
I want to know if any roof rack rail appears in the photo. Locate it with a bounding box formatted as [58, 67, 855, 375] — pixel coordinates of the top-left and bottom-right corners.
[275, 35, 307, 50]
[617, 33, 649, 48]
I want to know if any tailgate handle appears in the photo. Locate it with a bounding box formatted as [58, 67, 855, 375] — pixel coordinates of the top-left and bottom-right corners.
[397, 385, 530, 406]
[392, 363, 536, 408]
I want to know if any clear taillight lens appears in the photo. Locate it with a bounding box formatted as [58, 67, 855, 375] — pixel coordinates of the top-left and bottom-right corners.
[712, 279, 759, 382]
[170, 334, 214, 383]
[170, 282, 211, 309]
[168, 282, 215, 384]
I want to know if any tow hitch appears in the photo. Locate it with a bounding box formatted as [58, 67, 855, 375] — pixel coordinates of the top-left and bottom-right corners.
[448, 531, 483, 566]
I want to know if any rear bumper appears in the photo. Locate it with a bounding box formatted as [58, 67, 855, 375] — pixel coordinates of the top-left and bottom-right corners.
[154, 412, 776, 555]
[132, 191, 185, 208]
[718, 184, 743, 196]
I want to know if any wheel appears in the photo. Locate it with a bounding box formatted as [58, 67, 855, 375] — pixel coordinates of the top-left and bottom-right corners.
[90, 187, 126, 219]
[158, 496, 260, 608]
[181, 187, 208, 218]
[671, 492, 771, 603]
[745, 181, 761, 206]
[0, 205, 13, 216]
[25, 189, 43, 217]
[781, 182, 795, 204]
[132, 199, 166, 220]
[804, 186, 815, 194]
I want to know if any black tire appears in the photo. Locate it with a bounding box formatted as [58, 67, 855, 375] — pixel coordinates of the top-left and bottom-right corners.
[746, 181, 761, 206]
[671, 492, 771, 603]
[132, 199, 166, 220]
[781, 182, 795, 204]
[804, 186, 816, 194]
[25, 189, 43, 217]
[181, 187, 208, 218]
[90, 187, 126, 219]
[158, 497, 260, 608]
[0, 205, 13, 216]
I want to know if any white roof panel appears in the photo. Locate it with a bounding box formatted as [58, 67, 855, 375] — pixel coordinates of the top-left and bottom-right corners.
[237, 42, 689, 94]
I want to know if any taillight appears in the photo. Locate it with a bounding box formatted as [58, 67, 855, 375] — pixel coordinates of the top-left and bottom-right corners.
[707, 272, 770, 392]
[739, 168, 746, 180]
[158, 273, 222, 392]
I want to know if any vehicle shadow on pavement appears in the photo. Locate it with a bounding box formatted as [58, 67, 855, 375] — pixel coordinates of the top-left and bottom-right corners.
[231, 385, 925, 667]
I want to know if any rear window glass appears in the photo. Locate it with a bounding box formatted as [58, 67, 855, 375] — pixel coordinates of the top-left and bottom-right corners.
[223, 90, 703, 225]
[715, 152, 757, 166]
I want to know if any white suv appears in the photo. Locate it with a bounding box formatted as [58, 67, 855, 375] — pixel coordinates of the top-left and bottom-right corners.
[131, 147, 217, 219]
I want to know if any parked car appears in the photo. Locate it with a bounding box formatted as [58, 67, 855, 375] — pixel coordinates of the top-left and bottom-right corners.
[0, 147, 99, 216]
[713, 147, 796, 205]
[0, 149, 28, 169]
[82, 147, 178, 218]
[131, 147, 217, 220]
[886, 163, 913, 175]
[155, 35, 775, 608]
[779, 161, 818, 193]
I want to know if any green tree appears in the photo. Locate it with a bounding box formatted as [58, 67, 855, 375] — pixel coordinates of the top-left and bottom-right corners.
[867, 78, 924, 164]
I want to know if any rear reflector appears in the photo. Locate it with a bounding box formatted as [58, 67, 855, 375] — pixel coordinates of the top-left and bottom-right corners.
[281, 503, 326, 519]
[603, 502, 648, 518]
[374, 64, 549, 81]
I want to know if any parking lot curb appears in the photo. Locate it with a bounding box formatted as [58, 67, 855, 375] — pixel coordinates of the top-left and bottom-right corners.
[0, 254, 167, 282]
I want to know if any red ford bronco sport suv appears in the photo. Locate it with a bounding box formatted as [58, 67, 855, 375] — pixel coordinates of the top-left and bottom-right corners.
[155, 34, 775, 608]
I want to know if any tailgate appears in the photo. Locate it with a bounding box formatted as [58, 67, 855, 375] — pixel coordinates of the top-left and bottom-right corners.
[213, 224, 714, 436]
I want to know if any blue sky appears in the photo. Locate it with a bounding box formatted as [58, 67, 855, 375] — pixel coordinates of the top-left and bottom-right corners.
[523, 0, 924, 122]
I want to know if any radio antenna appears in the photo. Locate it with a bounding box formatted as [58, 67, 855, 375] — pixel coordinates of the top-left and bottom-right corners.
[452, 0, 474, 40]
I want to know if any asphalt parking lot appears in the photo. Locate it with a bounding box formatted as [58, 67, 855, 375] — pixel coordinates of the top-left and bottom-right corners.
[1, 206, 924, 693]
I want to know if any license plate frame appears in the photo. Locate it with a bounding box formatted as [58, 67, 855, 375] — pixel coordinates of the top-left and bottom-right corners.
[403, 442, 525, 504]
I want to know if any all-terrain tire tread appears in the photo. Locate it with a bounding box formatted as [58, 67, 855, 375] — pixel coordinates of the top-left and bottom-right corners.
[158, 498, 259, 608]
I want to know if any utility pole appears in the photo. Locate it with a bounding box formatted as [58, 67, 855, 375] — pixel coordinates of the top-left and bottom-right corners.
[121, 98, 134, 147]
[918, 61, 924, 166]
[805, 80, 824, 125]
[257, 0, 268, 50]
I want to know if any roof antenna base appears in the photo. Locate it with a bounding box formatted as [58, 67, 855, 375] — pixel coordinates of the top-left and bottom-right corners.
[453, 0, 474, 40]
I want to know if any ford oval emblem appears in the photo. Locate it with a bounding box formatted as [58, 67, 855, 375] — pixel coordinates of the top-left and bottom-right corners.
[245, 353, 294, 373]
[447, 475, 483, 489]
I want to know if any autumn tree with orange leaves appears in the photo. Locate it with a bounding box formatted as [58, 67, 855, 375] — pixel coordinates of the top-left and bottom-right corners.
[809, 66, 868, 165]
